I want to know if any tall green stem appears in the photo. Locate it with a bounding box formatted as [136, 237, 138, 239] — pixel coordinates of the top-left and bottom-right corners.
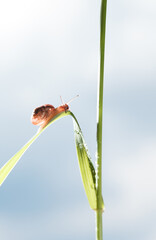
[96, 0, 107, 239]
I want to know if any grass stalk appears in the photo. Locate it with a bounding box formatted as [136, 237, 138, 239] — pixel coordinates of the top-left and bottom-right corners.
[96, 0, 107, 239]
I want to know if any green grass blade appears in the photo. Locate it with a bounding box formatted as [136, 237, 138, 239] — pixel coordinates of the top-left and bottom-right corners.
[96, 0, 107, 238]
[0, 133, 39, 186]
[69, 112, 104, 210]
[0, 111, 70, 186]
[0, 110, 103, 211]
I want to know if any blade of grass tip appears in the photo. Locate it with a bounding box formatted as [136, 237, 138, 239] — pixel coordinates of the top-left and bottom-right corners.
[0, 111, 70, 186]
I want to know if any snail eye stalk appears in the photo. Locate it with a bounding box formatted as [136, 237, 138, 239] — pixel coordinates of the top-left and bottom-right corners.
[66, 95, 79, 105]
[60, 96, 64, 105]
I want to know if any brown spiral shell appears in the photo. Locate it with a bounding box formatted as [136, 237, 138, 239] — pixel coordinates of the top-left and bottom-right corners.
[31, 104, 55, 126]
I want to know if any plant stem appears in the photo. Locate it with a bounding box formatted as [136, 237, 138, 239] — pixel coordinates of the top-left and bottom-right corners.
[96, 0, 107, 240]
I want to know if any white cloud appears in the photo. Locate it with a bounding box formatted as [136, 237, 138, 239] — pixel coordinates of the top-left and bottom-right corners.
[103, 138, 156, 236]
[106, 1, 156, 86]
[0, 0, 156, 90]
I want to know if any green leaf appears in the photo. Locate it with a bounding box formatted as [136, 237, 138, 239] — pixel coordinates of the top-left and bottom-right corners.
[0, 111, 69, 186]
[70, 112, 104, 210]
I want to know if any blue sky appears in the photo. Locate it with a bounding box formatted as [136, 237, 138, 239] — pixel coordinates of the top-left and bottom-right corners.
[0, 0, 156, 239]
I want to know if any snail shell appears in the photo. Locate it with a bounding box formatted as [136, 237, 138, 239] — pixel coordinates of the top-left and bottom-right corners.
[31, 104, 55, 127]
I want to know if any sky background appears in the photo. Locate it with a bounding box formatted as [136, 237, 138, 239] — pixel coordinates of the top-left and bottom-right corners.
[0, 0, 156, 239]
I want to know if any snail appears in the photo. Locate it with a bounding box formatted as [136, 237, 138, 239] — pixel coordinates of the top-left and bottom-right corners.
[31, 95, 79, 130]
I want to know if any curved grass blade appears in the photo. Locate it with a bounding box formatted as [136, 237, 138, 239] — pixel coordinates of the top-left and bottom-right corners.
[0, 110, 103, 211]
[0, 111, 70, 186]
[69, 112, 104, 210]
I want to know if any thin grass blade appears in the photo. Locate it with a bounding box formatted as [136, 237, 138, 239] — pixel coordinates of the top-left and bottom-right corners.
[0, 112, 69, 186]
